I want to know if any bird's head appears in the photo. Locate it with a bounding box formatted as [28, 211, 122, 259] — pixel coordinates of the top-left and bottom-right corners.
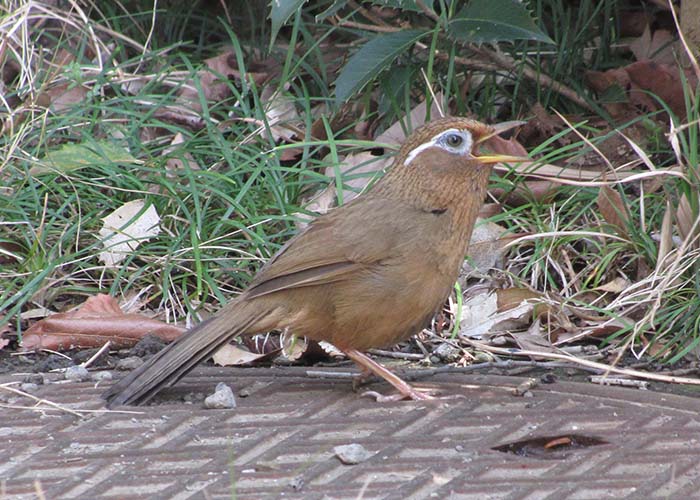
[395, 117, 526, 168]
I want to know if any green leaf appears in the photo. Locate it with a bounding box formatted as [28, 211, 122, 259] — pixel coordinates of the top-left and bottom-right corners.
[334, 30, 428, 105]
[448, 0, 553, 44]
[269, 0, 307, 47]
[31, 141, 139, 176]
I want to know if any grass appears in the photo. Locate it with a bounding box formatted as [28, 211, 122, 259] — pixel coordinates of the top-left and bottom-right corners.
[1, 0, 699, 365]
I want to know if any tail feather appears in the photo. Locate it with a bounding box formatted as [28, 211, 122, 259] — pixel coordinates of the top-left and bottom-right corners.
[103, 302, 269, 407]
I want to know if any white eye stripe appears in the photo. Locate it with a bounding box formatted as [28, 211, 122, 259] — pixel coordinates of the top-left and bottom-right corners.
[403, 128, 473, 166]
[403, 139, 438, 166]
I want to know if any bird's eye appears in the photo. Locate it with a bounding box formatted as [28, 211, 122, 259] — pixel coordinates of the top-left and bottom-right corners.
[446, 133, 463, 147]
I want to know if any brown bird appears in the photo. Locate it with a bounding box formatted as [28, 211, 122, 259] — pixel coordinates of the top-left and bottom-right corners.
[103, 117, 524, 407]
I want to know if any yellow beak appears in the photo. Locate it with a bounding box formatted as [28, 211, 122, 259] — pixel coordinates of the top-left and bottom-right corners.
[474, 154, 529, 164]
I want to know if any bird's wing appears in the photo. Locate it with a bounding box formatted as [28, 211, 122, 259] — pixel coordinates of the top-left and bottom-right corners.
[244, 197, 402, 299]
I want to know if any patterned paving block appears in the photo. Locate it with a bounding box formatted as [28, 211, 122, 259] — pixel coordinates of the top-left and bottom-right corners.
[2, 366, 700, 499]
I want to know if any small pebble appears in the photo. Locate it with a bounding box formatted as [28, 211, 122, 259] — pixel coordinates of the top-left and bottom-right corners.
[204, 383, 236, 409]
[432, 343, 461, 363]
[333, 444, 373, 465]
[19, 383, 39, 394]
[116, 356, 144, 371]
[91, 371, 113, 382]
[64, 365, 90, 382]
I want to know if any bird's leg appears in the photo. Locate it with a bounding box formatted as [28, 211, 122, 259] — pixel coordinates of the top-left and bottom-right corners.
[344, 349, 434, 401]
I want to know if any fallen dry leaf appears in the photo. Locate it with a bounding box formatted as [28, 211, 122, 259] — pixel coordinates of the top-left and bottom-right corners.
[260, 82, 301, 142]
[41, 82, 89, 113]
[295, 184, 337, 229]
[176, 50, 271, 112]
[597, 185, 631, 237]
[212, 343, 271, 366]
[509, 318, 559, 356]
[163, 132, 200, 175]
[325, 151, 389, 203]
[676, 192, 699, 248]
[481, 133, 528, 157]
[587, 61, 697, 121]
[594, 276, 632, 294]
[280, 330, 308, 362]
[375, 93, 444, 146]
[656, 202, 674, 270]
[460, 288, 538, 339]
[630, 27, 676, 65]
[98, 200, 161, 267]
[21, 294, 184, 351]
[463, 219, 519, 275]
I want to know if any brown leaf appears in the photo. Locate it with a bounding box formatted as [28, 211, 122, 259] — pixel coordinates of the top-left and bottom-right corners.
[21, 294, 184, 351]
[625, 61, 693, 119]
[481, 134, 528, 157]
[597, 185, 630, 237]
[464, 220, 520, 275]
[630, 27, 676, 64]
[38, 83, 89, 113]
[594, 276, 632, 294]
[375, 94, 444, 146]
[495, 287, 542, 311]
[176, 50, 272, 111]
[657, 202, 674, 270]
[676, 193, 699, 249]
[557, 317, 633, 342]
[325, 152, 389, 203]
[587, 61, 697, 121]
[509, 318, 559, 356]
[460, 288, 537, 338]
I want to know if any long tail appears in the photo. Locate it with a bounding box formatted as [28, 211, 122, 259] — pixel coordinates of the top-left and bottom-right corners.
[102, 300, 271, 407]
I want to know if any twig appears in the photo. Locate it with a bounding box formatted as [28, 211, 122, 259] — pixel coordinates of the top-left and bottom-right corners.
[333, 19, 401, 33]
[589, 376, 649, 389]
[0, 383, 143, 415]
[402, 359, 597, 379]
[468, 340, 700, 385]
[306, 370, 356, 379]
[347, 0, 391, 27]
[474, 47, 595, 111]
[368, 348, 425, 360]
[415, 0, 441, 24]
[80, 341, 111, 369]
[0, 383, 85, 418]
[333, 16, 591, 111]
